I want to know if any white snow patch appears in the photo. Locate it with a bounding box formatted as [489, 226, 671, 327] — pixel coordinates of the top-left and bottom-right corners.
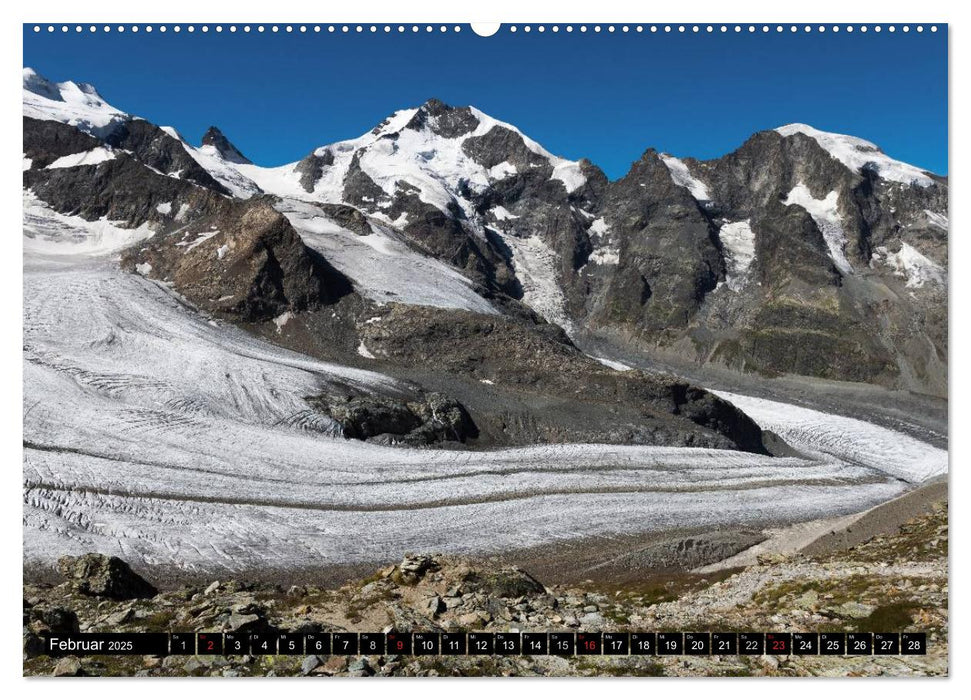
[357, 341, 376, 359]
[492, 206, 519, 221]
[581, 218, 618, 268]
[23, 156, 32, 171]
[273, 311, 292, 333]
[784, 183, 852, 275]
[488, 161, 518, 179]
[134, 262, 152, 276]
[185, 143, 263, 198]
[46, 146, 116, 169]
[873, 243, 945, 288]
[371, 211, 409, 229]
[593, 357, 633, 371]
[479, 379, 495, 385]
[156, 202, 173, 215]
[550, 161, 587, 193]
[659, 154, 711, 201]
[924, 210, 948, 231]
[279, 199, 497, 314]
[589, 217, 609, 238]
[22, 191, 154, 257]
[216, 244, 230, 260]
[159, 126, 183, 140]
[588, 248, 620, 266]
[775, 124, 935, 187]
[718, 220, 757, 291]
[231, 162, 309, 200]
[178, 230, 219, 252]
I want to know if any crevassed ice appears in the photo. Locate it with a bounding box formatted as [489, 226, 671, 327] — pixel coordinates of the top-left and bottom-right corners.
[492, 230, 573, 331]
[718, 220, 756, 291]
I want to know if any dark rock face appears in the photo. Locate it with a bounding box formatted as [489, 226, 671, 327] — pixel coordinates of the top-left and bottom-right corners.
[671, 130, 948, 392]
[201, 125, 252, 164]
[315, 202, 372, 235]
[24, 115, 235, 228]
[294, 149, 334, 193]
[23, 604, 80, 658]
[463, 125, 548, 171]
[24, 114, 355, 323]
[123, 199, 353, 321]
[57, 554, 157, 600]
[32, 605, 80, 635]
[358, 305, 768, 453]
[405, 98, 480, 138]
[309, 389, 478, 446]
[25, 151, 225, 227]
[23, 116, 102, 168]
[103, 119, 230, 194]
[588, 149, 723, 333]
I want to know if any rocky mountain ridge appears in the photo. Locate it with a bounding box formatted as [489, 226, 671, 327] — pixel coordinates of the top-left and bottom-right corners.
[22, 68, 947, 397]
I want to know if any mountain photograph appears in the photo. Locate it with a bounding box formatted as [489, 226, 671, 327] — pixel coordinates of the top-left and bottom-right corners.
[22, 23, 948, 678]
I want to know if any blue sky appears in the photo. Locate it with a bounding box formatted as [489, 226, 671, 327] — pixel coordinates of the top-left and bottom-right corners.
[23, 24, 948, 179]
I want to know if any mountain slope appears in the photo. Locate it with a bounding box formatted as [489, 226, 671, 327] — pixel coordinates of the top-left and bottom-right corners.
[186, 98, 945, 395]
[22, 67, 947, 396]
[23, 68, 771, 454]
[645, 127, 948, 392]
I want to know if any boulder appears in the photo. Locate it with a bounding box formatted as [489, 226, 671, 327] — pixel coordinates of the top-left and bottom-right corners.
[53, 656, 83, 677]
[467, 566, 546, 599]
[32, 605, 80, 634]
[301, 655, 322, 675]
[57, 554, 157, 600]
[310, 390, 477, 446]
[394, 554, 440, 585]
[23, 629, 45, 658]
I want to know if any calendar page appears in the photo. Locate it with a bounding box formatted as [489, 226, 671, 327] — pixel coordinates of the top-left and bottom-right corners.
[22, 20, 948, 678]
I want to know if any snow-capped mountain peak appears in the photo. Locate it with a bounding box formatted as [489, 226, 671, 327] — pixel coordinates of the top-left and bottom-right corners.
[22, 67, 61, 100]
[23, 67, 128, 138]
[201, 126, 252, 165]
[223, 98, 591, 221]
[775, 122, 935, 187]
